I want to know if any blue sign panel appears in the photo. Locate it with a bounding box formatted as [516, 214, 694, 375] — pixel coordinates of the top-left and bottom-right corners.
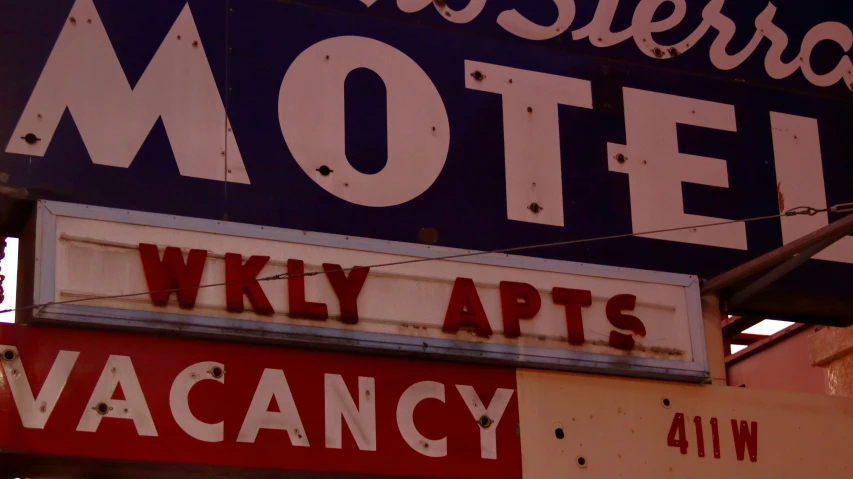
[1, 0, 851, 302]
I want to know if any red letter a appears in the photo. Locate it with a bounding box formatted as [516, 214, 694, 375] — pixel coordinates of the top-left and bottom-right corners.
[443, 278, 492, 338]
[139, 243, 207, 309]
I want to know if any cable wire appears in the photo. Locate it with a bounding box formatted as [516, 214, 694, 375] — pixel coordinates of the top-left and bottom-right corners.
[0, 205, 845, 315]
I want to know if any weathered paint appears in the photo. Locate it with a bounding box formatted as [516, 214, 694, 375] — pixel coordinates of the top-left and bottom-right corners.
[30, 201, 708, 381]
[516, 368, 853, 478]
[810, 326, 853, 397]
[0, 0, 852, 303]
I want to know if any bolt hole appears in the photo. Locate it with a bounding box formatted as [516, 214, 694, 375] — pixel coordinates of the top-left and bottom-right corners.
[2, 349, 15, 361]
[317, 165, 333, 176]
[616, 153, 627, 164]
[555, 428, 564, 439]
[653, 47, 663, 57]
[177, 35, 182, 40]
[211, 366, 224, 379]
[662, 397, 671, 408]
[471, 70, 485, 81]
[478, 415, 492, 428]
[668, 47, 679, 56]
[527, 106, 533, 113]
[96, 402, 109, 415]
[22, 133, 40, 145]
[528, 203, 543, 214]
[577, 456, 587, 468]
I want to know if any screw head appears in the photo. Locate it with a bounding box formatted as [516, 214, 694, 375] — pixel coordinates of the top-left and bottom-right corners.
[96, 402, 109, 415]
[211, 366, 224, 379]
[2, 349, 15, 361]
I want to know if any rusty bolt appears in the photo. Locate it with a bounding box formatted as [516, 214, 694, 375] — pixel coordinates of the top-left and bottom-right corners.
[87, 19, 92, 24]
[96, 402, 109, 415]
[40, 403, 47, 413]
[471, 70, 485, 81]
[22, 133, 40, 145]
[211, 366, 224, 379]
[615, 153, 627, 164]
[653, 47, 663, 58]
[528, 203, 543, 214]
[192, 40, 199, 48]
[668, 47, 679, 57]
[527, 106, 533, 113]
[418, 227, 439, 245]
[317, 165, 333, 176]
[478, 415, 492, 428]
[325, 55, 330, 60]
[177, 35, 182, 40]
[70, 17, 76, 25]
[2, 349, 15, 361]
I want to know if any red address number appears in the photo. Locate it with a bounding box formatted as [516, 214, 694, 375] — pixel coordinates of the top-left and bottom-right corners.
[667, 412, 758, 462]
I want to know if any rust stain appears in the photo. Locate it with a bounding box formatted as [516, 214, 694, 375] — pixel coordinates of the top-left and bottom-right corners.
[590, 339, 684, 357]
[777, 181, 785, 213]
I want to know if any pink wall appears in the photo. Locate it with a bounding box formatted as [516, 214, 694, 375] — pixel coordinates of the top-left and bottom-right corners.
[727, 327, 829, 395]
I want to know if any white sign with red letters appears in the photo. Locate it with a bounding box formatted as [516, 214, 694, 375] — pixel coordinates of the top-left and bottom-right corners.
[29, 201, 707, 381]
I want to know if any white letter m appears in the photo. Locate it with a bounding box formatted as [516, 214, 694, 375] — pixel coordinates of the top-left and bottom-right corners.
[5, 0, 249, 184]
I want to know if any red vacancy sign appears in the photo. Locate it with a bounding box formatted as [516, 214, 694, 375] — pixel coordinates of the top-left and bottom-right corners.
[0, 323, 521, 478]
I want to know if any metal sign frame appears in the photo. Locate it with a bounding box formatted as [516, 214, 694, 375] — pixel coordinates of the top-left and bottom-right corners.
[29, 200, 708, 382]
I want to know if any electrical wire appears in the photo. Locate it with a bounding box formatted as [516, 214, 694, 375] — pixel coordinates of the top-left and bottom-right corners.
[0, 204, 849, 316]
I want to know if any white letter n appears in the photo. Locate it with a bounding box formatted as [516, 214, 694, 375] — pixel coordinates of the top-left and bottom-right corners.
[5, 0, 250, 184]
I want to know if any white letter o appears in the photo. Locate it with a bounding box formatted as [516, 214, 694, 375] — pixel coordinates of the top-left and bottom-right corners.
[279, 36, 450, 207]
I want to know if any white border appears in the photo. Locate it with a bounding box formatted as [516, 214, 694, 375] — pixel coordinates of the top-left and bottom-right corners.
[32, 200, 709, 382]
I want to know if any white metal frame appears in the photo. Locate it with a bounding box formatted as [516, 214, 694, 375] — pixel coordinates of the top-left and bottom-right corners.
[31, 200, 709, 382]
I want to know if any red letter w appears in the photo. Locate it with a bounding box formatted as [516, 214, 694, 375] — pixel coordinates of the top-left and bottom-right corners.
[139, 243, 207, 309]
